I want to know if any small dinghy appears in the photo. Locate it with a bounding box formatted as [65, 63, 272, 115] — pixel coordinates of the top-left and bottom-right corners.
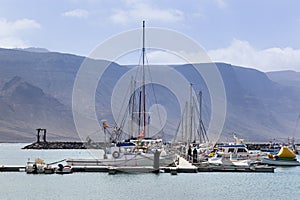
[55, 164, 73, 174]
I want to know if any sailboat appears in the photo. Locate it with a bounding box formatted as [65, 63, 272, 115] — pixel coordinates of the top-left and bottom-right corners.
[66, 21, 177, 168]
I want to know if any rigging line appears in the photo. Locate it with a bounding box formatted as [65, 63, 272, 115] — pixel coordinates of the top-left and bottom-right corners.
[201, 95, 210, 122]
[193, 107, 197, 142]
[113, 76, 134, 128]
[192, 96, 202, 131]
[173, 104, 187, 143]
[47, 159, 67, 165]
[193, 93, 208, 129]
[117, 91, 139, 139]
[146, 62, 164, 133]
[173, 122, 182, 143]
[192, 96, 200, 117]
[192, 94, 209, 143]
[119, 103, 131, 133]
[94, 70, 140, 130]
[202, 121, 209, 142]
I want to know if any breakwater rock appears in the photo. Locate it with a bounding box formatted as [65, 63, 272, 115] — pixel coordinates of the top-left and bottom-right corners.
[22, 142, 107, 149]
[22, 142, 86, 149]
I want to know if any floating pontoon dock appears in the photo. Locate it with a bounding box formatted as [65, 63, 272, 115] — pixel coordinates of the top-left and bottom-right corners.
[0, 156, 275, 174]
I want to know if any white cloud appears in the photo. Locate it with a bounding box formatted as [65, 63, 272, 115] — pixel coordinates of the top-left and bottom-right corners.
[117, 39, 300, 73]
[214, 0, 227, 10]
[110, 1, 184, 25]
[0, 18, 41, 48]
[0, 18, 40, 37]
[63, 9, 90, 18]
[208, 39, 300, 72]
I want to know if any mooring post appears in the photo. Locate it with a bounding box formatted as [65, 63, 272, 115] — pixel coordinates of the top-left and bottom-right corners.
[153, 150, 161, 172]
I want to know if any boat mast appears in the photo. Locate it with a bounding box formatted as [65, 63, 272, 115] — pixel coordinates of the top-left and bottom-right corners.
[198, 90, 209, 143]
[199, 91, 202, 143]
[189, 83, 193, 145]
[129, 76, 136, 138]
[142, 20, 146, 136]
[138, 91, 142, 136]
[182, 101, 188, 144]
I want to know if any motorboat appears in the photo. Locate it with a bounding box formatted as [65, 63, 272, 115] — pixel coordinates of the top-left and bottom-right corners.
[262, 146, 300, 166]
[214, 134, 261, 161]
[207, 134, 261, 166]
[207, 152, 254, 167]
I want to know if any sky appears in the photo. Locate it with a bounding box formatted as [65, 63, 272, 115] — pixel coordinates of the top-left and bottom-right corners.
[0, 0, 300, 72]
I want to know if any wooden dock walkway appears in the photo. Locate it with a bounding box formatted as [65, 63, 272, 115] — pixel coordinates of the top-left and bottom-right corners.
[175, 156, 198, 173]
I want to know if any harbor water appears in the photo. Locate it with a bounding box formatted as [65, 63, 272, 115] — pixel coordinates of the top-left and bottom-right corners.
[1, 143, 300, 200]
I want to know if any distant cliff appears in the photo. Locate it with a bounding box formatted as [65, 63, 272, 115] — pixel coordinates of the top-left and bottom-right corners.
[0, 48, 300, 142]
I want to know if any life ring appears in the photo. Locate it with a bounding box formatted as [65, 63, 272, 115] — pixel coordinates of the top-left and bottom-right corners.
[112, 151, 120, 159]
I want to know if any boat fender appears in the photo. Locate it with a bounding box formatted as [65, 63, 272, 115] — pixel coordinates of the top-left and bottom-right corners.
[112, 151, 120, 159]
[268, 154, 274, 159]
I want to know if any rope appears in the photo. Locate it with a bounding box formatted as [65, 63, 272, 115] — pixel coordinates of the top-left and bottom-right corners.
[47, 159, 66, 165]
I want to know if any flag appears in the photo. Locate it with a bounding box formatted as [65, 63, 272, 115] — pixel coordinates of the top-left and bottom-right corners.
[102, 121, 109, 128]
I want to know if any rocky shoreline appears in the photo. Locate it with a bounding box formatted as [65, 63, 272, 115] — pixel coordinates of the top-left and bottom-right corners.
[22, 142, 106, 149]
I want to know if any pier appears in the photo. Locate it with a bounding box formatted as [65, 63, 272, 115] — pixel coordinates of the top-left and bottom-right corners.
[0, 165, 25, 172]
[0, 156, 274, 174]
[197, 164, 275, 173]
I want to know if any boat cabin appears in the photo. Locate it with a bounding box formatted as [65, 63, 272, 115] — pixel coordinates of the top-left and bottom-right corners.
[217, 144, 250, 159]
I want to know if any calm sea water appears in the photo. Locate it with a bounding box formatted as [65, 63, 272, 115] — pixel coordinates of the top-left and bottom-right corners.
[1, 143, 300, 200]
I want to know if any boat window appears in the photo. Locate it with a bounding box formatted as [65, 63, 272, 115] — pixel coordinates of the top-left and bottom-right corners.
[237, 148, 247, 153]
[228, 148, 235, 153]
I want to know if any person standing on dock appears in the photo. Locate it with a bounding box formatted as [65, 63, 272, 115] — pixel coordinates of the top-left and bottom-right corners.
[187, 146, 192, 161]
[193, 148, 197, 163]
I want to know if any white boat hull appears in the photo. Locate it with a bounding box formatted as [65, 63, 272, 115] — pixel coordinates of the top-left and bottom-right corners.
[208, 157, 251, 167]
[66, 152, 176, 167]
[56, 167, 73, 174]
[262, 158, 300, 166]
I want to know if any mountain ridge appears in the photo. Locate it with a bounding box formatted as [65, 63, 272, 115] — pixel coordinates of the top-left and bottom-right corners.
[0, 48, 299, 142]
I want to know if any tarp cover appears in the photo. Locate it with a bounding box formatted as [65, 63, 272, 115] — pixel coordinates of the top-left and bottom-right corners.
[277, 146, 296, 159]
